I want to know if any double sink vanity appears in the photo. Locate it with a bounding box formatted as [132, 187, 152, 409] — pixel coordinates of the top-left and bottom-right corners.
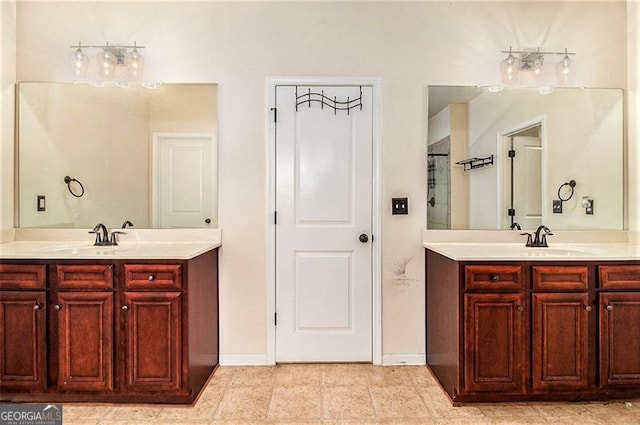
[424, 230, 640, 404]
[0, 228, 221, 404]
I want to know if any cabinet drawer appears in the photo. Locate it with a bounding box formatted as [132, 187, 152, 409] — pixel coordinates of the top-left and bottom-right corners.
[56, 265, 113, 290]
[0, 265, 46, 290]
[599, 265, 640, 289]
[533, 266, 588, 291]
[465, 265, 523, 291]
[124, 264, 182, 290]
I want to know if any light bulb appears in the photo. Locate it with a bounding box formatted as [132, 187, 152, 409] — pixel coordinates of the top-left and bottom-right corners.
[556, 52, 574, 85]
[70, 44, 89, 78]
[125, 45, 145, 79]
[500, 52, 520, 84]
[96, 47, 116, 79]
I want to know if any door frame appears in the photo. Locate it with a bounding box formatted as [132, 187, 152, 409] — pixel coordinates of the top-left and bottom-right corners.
[266, 77, 382, 365]
[150, 132, 217, 228]
[495, 116, 546, 229]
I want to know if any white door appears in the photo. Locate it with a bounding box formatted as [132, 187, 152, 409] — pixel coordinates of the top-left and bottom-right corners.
[275, 85, 373, 362]
[152, 133, 216, 228]
[511, 135, 542, 230]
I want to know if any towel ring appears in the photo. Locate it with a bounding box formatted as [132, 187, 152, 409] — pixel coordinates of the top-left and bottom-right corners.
[64, 176, 85, 198]
[557, 179, 576, 202]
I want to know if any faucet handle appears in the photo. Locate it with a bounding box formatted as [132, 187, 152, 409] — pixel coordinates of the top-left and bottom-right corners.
[520, 232, 533, 247]
[110, 231, 125, 245]
[88, 230, 101, 244]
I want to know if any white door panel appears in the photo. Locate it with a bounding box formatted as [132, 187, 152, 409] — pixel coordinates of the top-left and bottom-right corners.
[152, 133, 215, 228]
[513, 135, 542, 230]
[276, 85, 373, 362]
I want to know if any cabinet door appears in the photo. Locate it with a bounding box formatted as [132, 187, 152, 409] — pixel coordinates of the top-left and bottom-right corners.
[123, 291, 182, 392]
[464, 293, 526, 393]
[533, 293, 590, 390]
[56, 292, 114, 391]
[0, 291, 46, 390]
[600, 292, 640, 388]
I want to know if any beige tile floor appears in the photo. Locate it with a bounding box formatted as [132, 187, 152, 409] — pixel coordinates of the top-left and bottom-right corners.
[61, 364, 640, 424]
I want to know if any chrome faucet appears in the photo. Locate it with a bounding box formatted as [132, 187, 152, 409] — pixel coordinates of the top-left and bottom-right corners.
[521, 225, 553, 247]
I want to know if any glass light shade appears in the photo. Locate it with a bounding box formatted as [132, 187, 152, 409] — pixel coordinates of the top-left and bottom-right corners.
[532, 58, 544, 76]
[70, 48, 89, 78]
[125, 48, 145, 79]
[556, 54, 574, 85]
[96, 48, 116, 79]
[500, 53, 521, 84]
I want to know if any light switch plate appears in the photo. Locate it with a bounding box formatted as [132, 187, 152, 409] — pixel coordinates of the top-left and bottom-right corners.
[392, 197, 408, 215]
[552, 200, 563, 214]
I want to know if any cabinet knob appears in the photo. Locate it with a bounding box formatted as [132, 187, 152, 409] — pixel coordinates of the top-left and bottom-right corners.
[147, 275, 155, 281]
[33, 303, 42, 310]
[122, 305, 129, 312]
[585, 305, 592, 312]
[606, 305, 614, 311]
[516, 305, 524, 312]
[490, 275, 500, 282]
[54, 304, 62, 311]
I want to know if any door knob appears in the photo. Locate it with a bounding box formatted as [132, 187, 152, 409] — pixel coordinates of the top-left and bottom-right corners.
[205, 218, 211, 224]
[359, 234, 369, 243]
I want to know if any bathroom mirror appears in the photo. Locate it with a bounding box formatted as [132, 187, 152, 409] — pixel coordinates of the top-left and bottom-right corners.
[427, 86, 623, 230]
[17, 82, 218, 229]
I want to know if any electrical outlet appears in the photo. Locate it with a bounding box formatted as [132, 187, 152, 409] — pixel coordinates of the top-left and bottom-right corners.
[585, 199, 594, 215]
[552, 200, 563, 214]
[37, 195, 46, 212]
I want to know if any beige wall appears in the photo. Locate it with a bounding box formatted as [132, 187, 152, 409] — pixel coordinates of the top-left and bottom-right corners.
[6, 1, 630, 361]
[1, 2, 16, 237]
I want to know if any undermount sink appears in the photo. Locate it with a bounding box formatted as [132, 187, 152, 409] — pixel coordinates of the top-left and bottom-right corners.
[32, 243, 127, 255]
[523, 247, 596, 257]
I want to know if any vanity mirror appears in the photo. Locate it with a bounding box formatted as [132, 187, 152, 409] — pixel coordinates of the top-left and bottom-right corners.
[17, 82, 218, 229]
[427, 86, 623, 231]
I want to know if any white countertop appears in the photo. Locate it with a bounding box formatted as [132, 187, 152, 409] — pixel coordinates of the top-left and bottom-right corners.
[422, 229, 640, 261]
[0, 228, 222, 260]
[424, 243, 640, 261]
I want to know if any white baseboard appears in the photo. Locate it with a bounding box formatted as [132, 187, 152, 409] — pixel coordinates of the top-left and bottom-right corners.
[219, 354, 269, 366]
[219, 353, 425, 366]
[381, 354, 426, 366]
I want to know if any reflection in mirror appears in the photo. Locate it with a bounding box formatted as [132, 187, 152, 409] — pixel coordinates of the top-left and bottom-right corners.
[17, 82, 218, 229]
[427, 86, 623, 231]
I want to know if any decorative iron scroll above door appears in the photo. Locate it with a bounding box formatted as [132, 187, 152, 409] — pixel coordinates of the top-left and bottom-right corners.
[295, 86, 363, 115]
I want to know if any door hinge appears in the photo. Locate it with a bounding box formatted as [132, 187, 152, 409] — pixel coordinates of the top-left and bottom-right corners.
[274, 312, 277, 326]
[371, 234, 375, 243]
[274, 211, 277, 225]
[271, 107, 277, 123]
[508, 149, 516, 158]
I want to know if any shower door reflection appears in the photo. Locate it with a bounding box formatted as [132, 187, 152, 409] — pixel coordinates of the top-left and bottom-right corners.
[427, 139, 450, 229]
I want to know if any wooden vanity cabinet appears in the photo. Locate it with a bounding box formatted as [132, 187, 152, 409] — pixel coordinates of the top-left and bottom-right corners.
[122, 264, 183, 392]
[463, 265, 527, 394]
[0, 248, 219, 404]
[531, 266, 593, 392]
[0, 265, 47, 390]
[426, 249, 640, 403]
[599, 265, 640, 388]
[53, 264, 114, 392]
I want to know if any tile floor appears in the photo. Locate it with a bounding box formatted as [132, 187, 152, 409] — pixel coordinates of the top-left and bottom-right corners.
[61, 364, 640, 424]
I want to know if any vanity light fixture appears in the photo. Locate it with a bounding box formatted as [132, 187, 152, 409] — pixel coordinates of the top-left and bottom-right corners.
[500, 46, 576, 85]
[70, 41, 145, 80]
